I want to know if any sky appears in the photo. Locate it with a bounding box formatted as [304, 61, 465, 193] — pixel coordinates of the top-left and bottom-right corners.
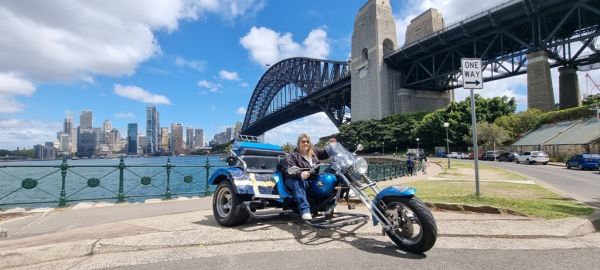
[0, 0, 599, 150]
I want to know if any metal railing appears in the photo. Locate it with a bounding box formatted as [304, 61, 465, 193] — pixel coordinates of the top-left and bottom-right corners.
[365, 158, 422, 182]
[0, 157, 226, 208]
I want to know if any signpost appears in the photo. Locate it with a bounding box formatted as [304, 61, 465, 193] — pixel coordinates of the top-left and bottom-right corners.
[461, 58, 482, 198]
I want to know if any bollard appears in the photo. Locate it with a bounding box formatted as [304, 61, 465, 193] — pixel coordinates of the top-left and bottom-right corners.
[59, 158, 68, 207]
[165, 158, 172, 200]
[117, 157, 126, 203]
[204, 157, 211, 196]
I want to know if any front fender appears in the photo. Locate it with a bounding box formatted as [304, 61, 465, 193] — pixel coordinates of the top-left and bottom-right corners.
[208, 167, 254, 195]
[372, 186, 416, 226]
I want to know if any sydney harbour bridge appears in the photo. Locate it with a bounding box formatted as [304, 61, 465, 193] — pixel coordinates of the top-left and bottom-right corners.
[242, 0, 600, 136]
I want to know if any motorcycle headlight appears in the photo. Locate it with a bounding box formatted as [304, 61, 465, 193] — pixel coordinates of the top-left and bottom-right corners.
[353, 157, 368, 174]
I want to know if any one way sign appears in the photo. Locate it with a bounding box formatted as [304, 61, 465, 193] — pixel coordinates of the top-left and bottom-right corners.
[461, 58, 483, 89]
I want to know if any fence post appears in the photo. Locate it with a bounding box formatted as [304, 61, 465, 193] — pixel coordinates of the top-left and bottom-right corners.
[117, 157, 126, 203]
[204, 157, 210, 196]
[59, 158, 68, 207]
[165, 158, 172, 200]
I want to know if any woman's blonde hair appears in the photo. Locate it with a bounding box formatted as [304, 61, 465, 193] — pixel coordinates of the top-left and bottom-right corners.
[296, 133, 315, 158]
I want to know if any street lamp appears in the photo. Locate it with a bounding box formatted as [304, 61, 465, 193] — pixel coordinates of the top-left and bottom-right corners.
[382, 141, 385, 155]
[416, 138, 420, 156]
[443, 122, 450, 169]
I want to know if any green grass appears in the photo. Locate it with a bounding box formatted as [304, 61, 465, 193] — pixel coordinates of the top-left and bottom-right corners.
[406, 180, 595, 219]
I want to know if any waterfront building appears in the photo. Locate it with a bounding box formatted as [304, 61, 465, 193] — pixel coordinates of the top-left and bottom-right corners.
[64, 114, 73, 135]
[70, 127, 77, 154]
[102, 119, 112, 133]
[186, 126, 194, 150]
[160, 127, 169, 153]
[194, 129, 204, 148]
[58, 133, 70, 153]
[77, 127, 97, 157]
[108, 128, 121, 152]
[170, 123, 184, 155]
[127, 123, 138, 155]
[145, 105, 160, 155]
[138, 136, 146, 154]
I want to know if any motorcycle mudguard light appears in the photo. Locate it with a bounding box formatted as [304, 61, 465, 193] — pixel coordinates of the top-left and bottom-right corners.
[309, 173, 337, 196]
[372, 186, 416, 226]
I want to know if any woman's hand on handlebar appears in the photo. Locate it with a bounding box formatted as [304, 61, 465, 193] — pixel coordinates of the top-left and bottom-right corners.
[300, 171, 311, 180]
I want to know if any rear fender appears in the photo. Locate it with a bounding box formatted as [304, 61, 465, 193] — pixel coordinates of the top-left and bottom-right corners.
[372, 186, 416, 226]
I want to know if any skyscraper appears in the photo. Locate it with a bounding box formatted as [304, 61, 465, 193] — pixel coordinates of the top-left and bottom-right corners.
[170, 123, 184, 155]
[160, 127, 169, 153]
[145, 106, 160, 155]
[64, 113, 73, 134]
[194, 129, 204, 148]
[186, 126, 194, 149]
[77, 110, 96, 157]
[127, 123, 138, 155]
[80, 110, 92, 129]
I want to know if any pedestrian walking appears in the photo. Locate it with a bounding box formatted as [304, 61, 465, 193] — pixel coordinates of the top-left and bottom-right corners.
[420, 155, 429, 175]
[406, 156, 415, 176]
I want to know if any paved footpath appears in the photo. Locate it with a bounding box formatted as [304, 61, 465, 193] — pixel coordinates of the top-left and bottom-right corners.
[0, 162, 599, 269]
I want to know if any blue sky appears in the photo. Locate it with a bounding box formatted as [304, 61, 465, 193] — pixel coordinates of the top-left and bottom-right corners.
[0, 0, 598, 150]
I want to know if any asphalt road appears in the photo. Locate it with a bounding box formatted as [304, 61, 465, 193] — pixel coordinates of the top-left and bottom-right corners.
[479, 160, 600, 208]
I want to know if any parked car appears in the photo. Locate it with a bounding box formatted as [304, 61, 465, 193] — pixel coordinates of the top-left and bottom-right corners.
[458, 152, 469, 159]
[448, 152, 459, 158]
[565, 154, 600, 170]
[516, 151, 549, 165]
[469, 152, 484, 160]
[498, 152, 519, 162]
[484, 150, 504, 161]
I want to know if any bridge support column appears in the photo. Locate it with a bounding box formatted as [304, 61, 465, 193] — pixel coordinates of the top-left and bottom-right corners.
[394, 88, 451, 113]
[558, 66, 581, 109]
[527, 51, 555, 112]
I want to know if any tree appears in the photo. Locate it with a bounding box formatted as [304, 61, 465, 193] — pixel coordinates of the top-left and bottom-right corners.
[282, 143, 295, 153]
[495, 109, 543, 141]
[583, 94, 600, 105]
[463, 121, 510, 149]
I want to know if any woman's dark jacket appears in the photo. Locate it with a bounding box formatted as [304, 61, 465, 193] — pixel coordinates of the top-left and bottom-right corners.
[285, 148, 329, 179]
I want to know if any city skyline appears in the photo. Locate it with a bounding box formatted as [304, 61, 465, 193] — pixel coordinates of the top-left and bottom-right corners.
[1, 0, 599, 150]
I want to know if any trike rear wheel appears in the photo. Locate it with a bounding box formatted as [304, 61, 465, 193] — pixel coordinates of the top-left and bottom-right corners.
[213, 180, 250, 226]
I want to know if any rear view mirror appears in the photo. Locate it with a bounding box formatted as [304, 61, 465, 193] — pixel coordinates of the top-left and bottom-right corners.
[356, 144, 364, 151]
[226, 156, 237, 166]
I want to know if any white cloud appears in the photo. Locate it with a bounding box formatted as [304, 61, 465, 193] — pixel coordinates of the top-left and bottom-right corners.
[236, 107, 247, 115]
[197, 79, 221, 92]
[175, 56, 206, 72]
[115, 112, 136, 118]
[0, 73, 36, 96]
[264, 112, 339, 146]
[239, 82, 250, 88]
[0, 119, 62, 150]
[113, 84, 171, 105]
[220, 70, 240, 81]
[0, 96, 25, 113]
[0, 0, 264, 84]
[240, 26, 330, 67]
[454, 74, 527, 111]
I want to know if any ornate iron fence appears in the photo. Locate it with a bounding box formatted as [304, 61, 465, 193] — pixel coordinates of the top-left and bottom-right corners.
[0, 157, 226, 208]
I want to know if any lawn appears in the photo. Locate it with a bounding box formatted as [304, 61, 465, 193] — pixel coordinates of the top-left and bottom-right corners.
[404, 159, 595, 219]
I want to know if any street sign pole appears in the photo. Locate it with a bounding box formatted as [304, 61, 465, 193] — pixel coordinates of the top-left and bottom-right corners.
[461, 58, 482, 199]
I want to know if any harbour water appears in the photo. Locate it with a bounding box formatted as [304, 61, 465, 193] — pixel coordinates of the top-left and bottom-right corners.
[0, 156, 226, 209]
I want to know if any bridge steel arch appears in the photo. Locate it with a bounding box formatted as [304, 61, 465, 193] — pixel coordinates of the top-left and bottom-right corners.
[242, 57, 350, 136]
